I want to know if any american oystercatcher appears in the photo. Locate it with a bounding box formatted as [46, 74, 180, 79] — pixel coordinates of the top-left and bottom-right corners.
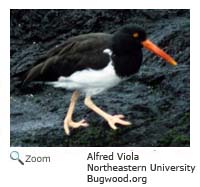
[23, 24, 177, 135]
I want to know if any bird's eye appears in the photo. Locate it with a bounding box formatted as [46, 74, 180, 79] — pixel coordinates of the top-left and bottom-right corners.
[133, 32, 139, 38]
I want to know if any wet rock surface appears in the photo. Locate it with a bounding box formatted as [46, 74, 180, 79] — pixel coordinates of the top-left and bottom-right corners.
[10, 9, 190, 147]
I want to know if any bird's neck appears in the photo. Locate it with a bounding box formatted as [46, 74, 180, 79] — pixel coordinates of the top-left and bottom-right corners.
[112, 50, 143, 78]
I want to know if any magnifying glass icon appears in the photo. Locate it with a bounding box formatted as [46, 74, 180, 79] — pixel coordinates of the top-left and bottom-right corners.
[10, 151, 24, 165]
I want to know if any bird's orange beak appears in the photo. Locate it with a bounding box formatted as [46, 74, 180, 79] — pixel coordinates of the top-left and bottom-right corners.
[142, 39, 177, 66]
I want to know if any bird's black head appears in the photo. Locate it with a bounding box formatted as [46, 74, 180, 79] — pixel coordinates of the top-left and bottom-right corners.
[112, 24, 147, 55]
[112, 24, 177, 66]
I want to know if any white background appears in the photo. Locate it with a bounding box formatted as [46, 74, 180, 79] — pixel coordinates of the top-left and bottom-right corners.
[0, 1, 199, 187]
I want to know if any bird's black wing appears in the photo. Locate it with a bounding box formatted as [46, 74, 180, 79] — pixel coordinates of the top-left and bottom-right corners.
[23, 33, 112, 84]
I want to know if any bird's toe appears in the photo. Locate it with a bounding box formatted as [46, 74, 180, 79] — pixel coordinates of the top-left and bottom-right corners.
[64, 119, 89, 135]
[107, 114, 132, 129]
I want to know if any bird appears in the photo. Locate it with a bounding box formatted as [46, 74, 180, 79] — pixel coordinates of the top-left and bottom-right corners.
[22, 24, 177, 135]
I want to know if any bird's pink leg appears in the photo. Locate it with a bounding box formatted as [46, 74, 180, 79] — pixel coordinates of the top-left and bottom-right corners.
[64, 91, 88, 135]
[84, 96, 131, 130]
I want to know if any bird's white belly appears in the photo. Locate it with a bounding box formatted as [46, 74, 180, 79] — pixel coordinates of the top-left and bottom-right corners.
[49, 61, 121, 96]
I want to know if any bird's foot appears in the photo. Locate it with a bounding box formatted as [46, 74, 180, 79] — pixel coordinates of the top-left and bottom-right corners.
[106, 114, 131, 130]
[64, 119, 89, 135]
